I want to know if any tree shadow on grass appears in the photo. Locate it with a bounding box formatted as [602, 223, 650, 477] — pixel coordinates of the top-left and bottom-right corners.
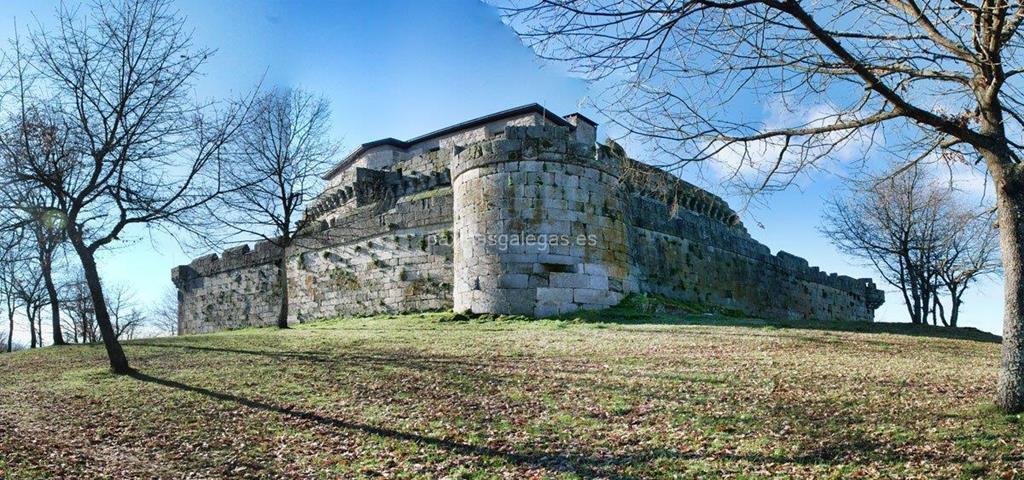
[132, 343, 538, 374]
[126, 370, 922, 477]
[130, 342, 641, 380]
[131, 343, 699, 407]
[127, 370, 644, 479]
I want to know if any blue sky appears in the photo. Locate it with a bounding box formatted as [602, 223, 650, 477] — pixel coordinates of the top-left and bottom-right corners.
[1, 0, 1005, 341]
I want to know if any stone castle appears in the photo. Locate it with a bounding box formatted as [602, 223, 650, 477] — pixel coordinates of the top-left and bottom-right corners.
[172, 104, 884, 334]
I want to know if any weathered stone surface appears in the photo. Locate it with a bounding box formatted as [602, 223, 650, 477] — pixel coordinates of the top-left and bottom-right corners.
[174, 105, 884, 334]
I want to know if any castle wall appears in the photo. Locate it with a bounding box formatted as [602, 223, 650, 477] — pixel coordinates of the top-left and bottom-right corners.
[172, 242, 283, 334]
[174, 187, 455, 333]
[175, 114, 883, 334]
[286, 189, 454, 321]
[624, 195, 882, 321]
[451, 125, 629, 316]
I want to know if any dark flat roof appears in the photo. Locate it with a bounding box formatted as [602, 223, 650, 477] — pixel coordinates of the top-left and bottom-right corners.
[322, 103, 591, 180]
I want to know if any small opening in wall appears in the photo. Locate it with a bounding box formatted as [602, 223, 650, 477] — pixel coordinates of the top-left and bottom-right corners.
[539, 263, 577, 273]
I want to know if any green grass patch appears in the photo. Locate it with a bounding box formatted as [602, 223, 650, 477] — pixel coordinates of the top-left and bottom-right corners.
[0, 310, 1012, 478]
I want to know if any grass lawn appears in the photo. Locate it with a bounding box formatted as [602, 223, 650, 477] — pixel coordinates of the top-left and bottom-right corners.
[0, 304, 1020, 478]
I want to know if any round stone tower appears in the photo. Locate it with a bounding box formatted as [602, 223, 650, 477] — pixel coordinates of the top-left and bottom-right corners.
[450, 125, 629, 317]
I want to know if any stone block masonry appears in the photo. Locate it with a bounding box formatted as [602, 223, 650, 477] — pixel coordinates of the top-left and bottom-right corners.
[451, 125, 629, 316]
[174, 104, 883, 334]
[172, 241, 283, 334]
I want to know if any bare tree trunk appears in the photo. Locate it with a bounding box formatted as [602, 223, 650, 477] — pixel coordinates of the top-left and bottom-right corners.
[949, 287, 962, 328]
[41, 256, 65, 346]
[277, 254, 290, 329]
[6, 310, 12, 352]
[897, 263, 917, 324]
[927, 285, 937, 326]
[27, 305, 36, 349]
[70, 239, 131, 373]
[997, 166, 1024, 413]
[927, 290, 934, 326]
[935, 296, 949, 327]
[906, 259, 926, 324]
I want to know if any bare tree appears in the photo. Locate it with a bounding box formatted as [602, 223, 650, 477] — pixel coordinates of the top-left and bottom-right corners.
[14, 269, 48, 349]
[0, 125, 27, 354]
[935, 206, 1002, 327]
[0, 30, 70, 347]
[0, 157, 70, 347]
[0, 255, 21, 352]
[207, 87, 338, 329]
[20, 194, 66, 346]
[0, 227, 47, 349]
[107, 283, 145, 341]
[823, 167, 942, 325]
[59, 276, 144, 342]
[1, 0, 251, 373]
[0, 146, 70, 347]
[151, 287, 179, 336]
[500, 0, 1024, 411]
[823, 166, 1000, 326]
[61, 274, 95, 344]
[0, 222, 30, 351]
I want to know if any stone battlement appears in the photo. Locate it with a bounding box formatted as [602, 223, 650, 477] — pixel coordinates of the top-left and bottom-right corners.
[172, 241, 283, 285]
[621, 158, 747, 234]
[306, 167, 453, 223]
[451, 125, 611, 179]
[174, 104, 883, 333]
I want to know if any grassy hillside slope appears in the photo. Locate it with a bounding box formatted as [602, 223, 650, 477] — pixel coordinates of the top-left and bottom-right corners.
[0, 306, 1020, 478]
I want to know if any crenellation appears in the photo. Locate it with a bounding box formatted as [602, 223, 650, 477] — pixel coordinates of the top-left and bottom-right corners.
[174, 104, 884, 333]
